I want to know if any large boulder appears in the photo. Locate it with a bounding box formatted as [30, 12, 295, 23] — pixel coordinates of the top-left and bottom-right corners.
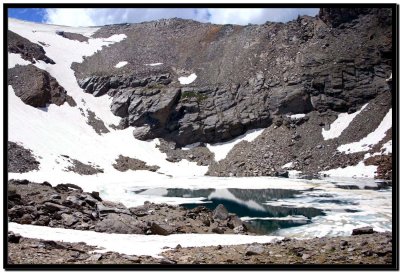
[8, 65, 76, 108]
[95, 213, 145, 234]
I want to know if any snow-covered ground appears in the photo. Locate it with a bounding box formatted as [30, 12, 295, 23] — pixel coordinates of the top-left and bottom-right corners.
[9, 223, 282, 258]
[178, 73, 197, 84]
[322, 104, 368, 140]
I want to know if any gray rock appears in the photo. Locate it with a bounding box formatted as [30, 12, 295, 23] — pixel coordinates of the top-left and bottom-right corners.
[61, 213, 78, 227]
[245, 244, 264, 256]
[95, 213, 144, 234]
[150, 222, 176, 236]
[213, 204, 229, 220]
[87, 254, 102, 262]
[42, 202, 68, 213]
[352, 227, 375, 235]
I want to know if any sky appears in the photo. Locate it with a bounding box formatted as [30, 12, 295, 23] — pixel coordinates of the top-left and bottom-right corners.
[8, 8, 319, 27]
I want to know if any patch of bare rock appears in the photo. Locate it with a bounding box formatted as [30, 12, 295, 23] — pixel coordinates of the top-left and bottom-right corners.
[8, 64, 76, 108]
[61, 155, 104, 175]
[8, 30, 55, 64]
[8, 141, 40, 173]
[113, 155, 159, 172]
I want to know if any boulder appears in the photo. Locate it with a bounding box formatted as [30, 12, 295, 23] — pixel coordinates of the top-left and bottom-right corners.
[245, 244, 264, 256]
[61, 213, 78, 227]
[213, 204, 229, 220]
[150, 222, 176, 236]
[8, 65, 75, 108]
[352, 227, 375, 235]
[95, 213, 144, 234]
[8, 232, 21, 243]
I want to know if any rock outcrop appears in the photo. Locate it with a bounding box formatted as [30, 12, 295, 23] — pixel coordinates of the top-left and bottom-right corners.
[72, 8, 392, 147]
[8, 65, 76, 108]
[8, 141, 40, 173]
[8, 30, 55, 64]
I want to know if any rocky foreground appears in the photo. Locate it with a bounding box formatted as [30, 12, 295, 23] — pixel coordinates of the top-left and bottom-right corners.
[7, 179, 393, 265]
[8, 230, 392, 265]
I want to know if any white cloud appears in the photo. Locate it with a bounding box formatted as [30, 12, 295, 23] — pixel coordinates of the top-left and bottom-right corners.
[43, 8, 319, 27]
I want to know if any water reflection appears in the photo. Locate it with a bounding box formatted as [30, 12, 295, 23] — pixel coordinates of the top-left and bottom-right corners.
[131, 187, 326, 234]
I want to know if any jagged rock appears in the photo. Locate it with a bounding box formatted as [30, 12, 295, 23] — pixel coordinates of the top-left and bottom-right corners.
[213, 204, 229, 220]
[352, 227, 375, 235]
[8, 30, 55, 64]
[150, 222, 176, 236]
[275, 170, 289, 178]
[61, 213, 78, 226]
[95, 213, 144, 234]
[8, 65, 75, 108]
[71, 9, 391, 147]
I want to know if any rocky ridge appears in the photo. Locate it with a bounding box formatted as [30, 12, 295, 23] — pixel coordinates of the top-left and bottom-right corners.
[8, 30, 55, 64]
[72, 8, 392, 147]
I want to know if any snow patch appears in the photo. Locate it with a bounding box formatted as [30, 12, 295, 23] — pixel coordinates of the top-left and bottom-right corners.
[321, 161, 377, 179]
[178, 73, 197, 85]
[114, 61, 128, 68]
[322, 104, 368, 140]
[287, 113, 305, 119]
[282, 162, 294, 169]
[381, 140, 392, 155]
[145, 63, 163, 66]
[9, 223, 283, 258]
[337, 109, 392, 154]
[206, 128, 264, 161]
[8, 53, 31, 68]
[182, 142, 201, 151]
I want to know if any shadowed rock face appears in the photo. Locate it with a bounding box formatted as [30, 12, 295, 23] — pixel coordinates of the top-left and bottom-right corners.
[8, 30, 55, 64]
[72, 8, 392, 146]
[8, 64, 76, 108]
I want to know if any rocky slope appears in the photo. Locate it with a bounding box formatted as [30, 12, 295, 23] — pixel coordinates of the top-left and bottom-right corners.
[71, 8, 392, 148]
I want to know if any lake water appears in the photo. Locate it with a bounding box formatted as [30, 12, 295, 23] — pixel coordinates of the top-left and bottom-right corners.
[106, 176, 392, 238]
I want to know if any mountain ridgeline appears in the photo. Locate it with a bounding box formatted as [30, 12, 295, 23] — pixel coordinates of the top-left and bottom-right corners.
[71, 8, 392, 146]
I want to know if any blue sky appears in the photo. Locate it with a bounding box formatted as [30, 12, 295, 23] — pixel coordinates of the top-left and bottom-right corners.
[8, 8, 319, 26]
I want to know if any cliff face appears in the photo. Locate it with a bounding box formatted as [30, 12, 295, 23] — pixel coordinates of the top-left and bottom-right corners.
[71, 8, 392, 147]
